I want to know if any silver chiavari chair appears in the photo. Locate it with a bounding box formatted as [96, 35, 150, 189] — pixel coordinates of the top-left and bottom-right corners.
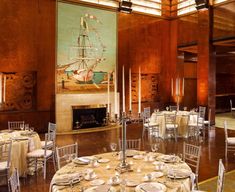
[224, 121, 235, 160]
[217, 159, 225, 192]
[27, 132, 56, 179]
[41, 122, 56, 150]
[0, 140, 12, 189]
[8, 121, 24, 131]
[142, 107, 159, 139]
[119, 138, 141, 151]
[230, 99, 235, 117]
[8, 168, 20, 192]
[56, 143, 78, 169]
[164, 112, 178, 141]
[183, 142, 201, 190]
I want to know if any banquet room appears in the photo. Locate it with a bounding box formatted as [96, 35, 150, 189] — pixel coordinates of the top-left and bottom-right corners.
[1, 0, 235, 192]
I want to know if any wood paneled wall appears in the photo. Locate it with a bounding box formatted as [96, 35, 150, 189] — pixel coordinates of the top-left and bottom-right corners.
[0, 0, 55, 132]
[118, 13, 171, 115]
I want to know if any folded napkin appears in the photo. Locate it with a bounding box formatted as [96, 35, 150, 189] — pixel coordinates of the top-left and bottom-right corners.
[92, 184, 111, 192]
[140, 184, 162, 192]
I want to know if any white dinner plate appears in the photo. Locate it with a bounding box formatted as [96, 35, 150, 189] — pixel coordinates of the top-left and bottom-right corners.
[73, 156, 92, 165]
[84, 185, 116, 192]
[126, 180, 140, 187]
[157, 155, 179, 163]
[90, 179, 105, 186]
[135, 182, 167, 192]
[168, 169, 192, 179]
[126, 150, 138, 157]
[151, 172, 164, 178]
[133, 154, 144, 160]
[98, 158, 110, 163]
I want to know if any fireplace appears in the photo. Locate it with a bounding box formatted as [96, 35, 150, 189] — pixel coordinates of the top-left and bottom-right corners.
[72, 105, 107, 129]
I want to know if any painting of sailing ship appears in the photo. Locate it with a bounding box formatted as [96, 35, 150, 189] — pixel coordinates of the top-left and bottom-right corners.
[57, 2, 116, 93]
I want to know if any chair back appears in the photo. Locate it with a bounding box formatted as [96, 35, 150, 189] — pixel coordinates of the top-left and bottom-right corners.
[208, 108, 211, 122]
[48, 122, 56, 133]
[169, 105, 177, 111]
[119, 138, 141, 150]
[198, 106, 206, 119]
[56, 143, 78, 169]
[143, 107, 151, 118]
[217, 159, 225, 192]
[8, 121, 24, 130]
[224, 121, 228, 141]
[183, 143, 201, 175]
[0, 140, 12, 168]
[164, 113, 177, 125]
[44, 132, 56, 151]
[8, 168, 20, 192]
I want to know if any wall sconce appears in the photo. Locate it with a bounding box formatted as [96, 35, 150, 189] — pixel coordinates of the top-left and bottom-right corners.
[118, 0, 132, 13]
[195, 0, 209, 10]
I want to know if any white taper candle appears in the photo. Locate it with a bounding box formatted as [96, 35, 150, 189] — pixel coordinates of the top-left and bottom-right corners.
[107, 72, 110, 113]
[129, 68, 132, 111]
[3, 75, 6, 102]
[138, 66, 141, 114]
[122, 65, 125, 113]
[0, 73, 2, 103]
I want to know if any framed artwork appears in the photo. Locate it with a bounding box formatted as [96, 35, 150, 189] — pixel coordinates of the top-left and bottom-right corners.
[57, 2, 117, 93]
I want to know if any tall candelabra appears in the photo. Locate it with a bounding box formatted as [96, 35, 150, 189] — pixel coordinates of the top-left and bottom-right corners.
[116, 114, 131, 173]
[171, 77, 184, 111]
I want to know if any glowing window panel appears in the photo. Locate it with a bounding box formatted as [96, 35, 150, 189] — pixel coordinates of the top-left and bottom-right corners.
[177, 0, 196, 15]
[80, 0, 162, 16]
[80, 0, 119, 8]
[132, 0, 161, 9]
[214, 0, 227, 4]
[132, 4, 161, 15]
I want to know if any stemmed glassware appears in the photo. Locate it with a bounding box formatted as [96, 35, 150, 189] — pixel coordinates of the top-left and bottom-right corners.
[20, 124, 24, 131]
[110, 143, 117, 156]
[166, 106, 169, 111]
[151, 143, 159, 153]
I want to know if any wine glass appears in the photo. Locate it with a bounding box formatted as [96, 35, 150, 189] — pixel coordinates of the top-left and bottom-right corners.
[110, 143, 117, 156]
[151, 143, 159, 153]
[20, 124, 24, 131]
[25, 124, 29, 131]
[166, 106, 169, 111]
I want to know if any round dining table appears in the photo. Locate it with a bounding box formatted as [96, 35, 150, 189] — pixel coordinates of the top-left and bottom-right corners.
[149, 111, 198, 138]
[50, 151, 192, 192]
[0, 130, 41, 177]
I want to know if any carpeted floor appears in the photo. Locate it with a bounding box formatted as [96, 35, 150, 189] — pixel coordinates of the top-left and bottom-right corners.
[199, 169, 235, 192]
[215, 112, 235, 130]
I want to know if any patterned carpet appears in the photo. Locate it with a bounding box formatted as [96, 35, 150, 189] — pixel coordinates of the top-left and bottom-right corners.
[215, 113, 235, 130]
[199, 169, 235, 192]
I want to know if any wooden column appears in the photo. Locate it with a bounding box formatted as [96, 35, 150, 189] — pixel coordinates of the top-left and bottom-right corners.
[197, 7, 216, 123]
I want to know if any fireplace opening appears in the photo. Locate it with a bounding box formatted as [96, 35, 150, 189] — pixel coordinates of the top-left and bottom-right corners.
[72, 105, 107, 129]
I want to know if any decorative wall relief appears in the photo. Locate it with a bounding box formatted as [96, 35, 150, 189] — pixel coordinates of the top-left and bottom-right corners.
[0, 72, 36, 111]
[132, 73, 159, 103]
[57, 2, 116, 93]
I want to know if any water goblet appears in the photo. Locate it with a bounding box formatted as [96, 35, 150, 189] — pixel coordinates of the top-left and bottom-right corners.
[166, 106, 169, 111]
[25, 124, 29, 131]
[110, 143, 117, 156]
[183, 107, 187, 111]
[20, 124, 24, 131]
[151, 143, 159, 153]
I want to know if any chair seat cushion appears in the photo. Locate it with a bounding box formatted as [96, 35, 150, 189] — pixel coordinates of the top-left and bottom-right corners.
[204, 120, 210, 124]
[166, 124, 178, 129]
[0, 161, 8, 171]
[227, 137, 235, 144]
[232, 108, 235, 111]
[41, 141, 53, 148]
[27, 149, 53, 158]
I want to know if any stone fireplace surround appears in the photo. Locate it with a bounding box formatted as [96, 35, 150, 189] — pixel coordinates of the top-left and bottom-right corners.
[56, 93, 119, 133]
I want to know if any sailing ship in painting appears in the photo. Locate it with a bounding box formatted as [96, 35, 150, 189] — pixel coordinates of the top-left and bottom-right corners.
[57, 13, 113, 92]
